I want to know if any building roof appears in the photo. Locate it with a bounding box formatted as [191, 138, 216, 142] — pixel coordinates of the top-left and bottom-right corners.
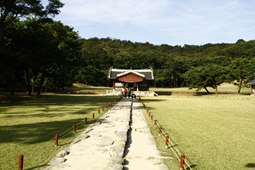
[117, 70, 145, 78]
[108, 68, 154, 81]
[248, 79, 255, 85]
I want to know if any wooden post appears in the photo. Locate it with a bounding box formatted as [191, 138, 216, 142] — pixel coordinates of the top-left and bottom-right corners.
[18, 154, 24, 170]
[154, 119, 157, 126]
[93, 113, 95, 119]
[159, 127, 162, 136]
[150, 114, 153, 120]
[72, 124, 76, 133]
[84, 117, 88, 124]
[165, 134, 169, 148]
[98, 109, 100, 114]
[102, 107, 104, 111]
[54, 133, 58, 146]
[180, 154, 185, 170]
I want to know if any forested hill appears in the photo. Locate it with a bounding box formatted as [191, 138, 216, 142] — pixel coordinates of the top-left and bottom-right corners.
[78, 38, 255, 92]
[2, 1, 254, 97]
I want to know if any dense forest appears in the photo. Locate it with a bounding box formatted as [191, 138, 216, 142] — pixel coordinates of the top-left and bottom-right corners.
[78, 38, 255, 94]
[1, 1, 255, 96]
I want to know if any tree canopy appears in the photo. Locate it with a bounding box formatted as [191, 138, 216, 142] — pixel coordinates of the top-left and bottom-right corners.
[1, 1, 255, 96]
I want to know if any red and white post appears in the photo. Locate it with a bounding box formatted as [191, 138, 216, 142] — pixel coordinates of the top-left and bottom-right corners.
[165, 133, 169, 148]
[54, 133, 58, 146]
[18, 154, 24, 170]
[180, 154, 185, 170]
[159, 127, 162, 136]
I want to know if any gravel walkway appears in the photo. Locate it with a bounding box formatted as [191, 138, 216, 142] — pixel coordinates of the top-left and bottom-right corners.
[44, 98, 168, 170]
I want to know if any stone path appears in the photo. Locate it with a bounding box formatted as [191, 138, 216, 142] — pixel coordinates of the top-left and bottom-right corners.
[123, 101, 168, 170]
[45, 98, 168, 170]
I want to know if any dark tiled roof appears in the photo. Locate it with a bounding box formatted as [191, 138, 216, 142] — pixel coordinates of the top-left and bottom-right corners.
[108, 68, 154, 80]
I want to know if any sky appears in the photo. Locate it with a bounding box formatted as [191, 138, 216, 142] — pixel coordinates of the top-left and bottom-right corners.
[45, 0, 255, 45]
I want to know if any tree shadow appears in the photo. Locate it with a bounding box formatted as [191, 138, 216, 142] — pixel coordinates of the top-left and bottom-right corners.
[0, 118, 87, 144]
[245, 163, 255, 168]
[0, 94, 118, 106]
[26, 163, 47, 170]
[141, 98, 167, 103]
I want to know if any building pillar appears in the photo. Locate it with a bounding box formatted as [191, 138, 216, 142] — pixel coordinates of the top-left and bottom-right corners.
[252, 85, 255, 95]
[113, 82, 115, 90]
[137, 83, 139, 91]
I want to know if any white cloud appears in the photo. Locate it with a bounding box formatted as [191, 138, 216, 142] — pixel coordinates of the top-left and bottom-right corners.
[58, 0, 169, 24]
[54, 0, 255, 45]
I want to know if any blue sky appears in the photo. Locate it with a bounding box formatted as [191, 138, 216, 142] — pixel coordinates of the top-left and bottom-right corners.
[46, 0, 255, 45]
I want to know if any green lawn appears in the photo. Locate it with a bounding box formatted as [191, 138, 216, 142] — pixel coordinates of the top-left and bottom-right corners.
[142, 95, 255, 170]
[151, 83, 251, 95]
[0, 94, 118, 170]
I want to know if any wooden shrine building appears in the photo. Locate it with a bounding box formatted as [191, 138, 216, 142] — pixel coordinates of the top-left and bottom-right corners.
[248, 79, 255, 95]
[107, 67, 154, 91]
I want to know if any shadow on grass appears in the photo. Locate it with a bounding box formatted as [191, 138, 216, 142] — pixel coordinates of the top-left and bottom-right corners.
[0, 94, 119, 132]
[26, 163, 48, 170]
[245, 163, 255, 168]
[0, 118, 98, 144]
[0, 94, 118, 106]
[141, 98, 167, 102]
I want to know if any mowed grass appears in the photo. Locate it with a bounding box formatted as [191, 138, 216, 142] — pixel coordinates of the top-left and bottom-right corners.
[142, 95, 255, 170]
[151, 83, 251, 95]
[0, 94, 119, 170]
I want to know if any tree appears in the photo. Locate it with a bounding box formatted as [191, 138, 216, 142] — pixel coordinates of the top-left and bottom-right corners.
[183, 64, 227, 94]
[228, 58, 254, 93]
[0, 0, 63, 33]
[0, 18, 80, 96]
[0, 0, 65, 96]
[22, 19, 80, 95]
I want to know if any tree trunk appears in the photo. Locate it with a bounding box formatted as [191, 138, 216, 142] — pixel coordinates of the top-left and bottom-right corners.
[24, 70, 32, 96]
[238, 78, 243, 94]
[8, 77, 16, 97]
[204, 87, 210, 94]
[37, 73, 45, 96]
[9, 88, 15, 97]
[215, 85, 218, 94]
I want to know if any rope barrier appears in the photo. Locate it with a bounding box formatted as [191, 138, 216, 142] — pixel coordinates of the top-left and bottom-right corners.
[139, 97, 195, 170]
[15, 98, 121, 169]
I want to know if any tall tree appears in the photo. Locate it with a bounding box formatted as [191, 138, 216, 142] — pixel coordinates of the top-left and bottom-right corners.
[0, 0, 63, 33]
[228, 58, 254, 93]
[183, 64, 227, 94]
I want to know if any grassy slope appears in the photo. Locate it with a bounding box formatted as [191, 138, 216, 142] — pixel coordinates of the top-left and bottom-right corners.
[142, 95, 255, 170]
[0, 94, 118, 170]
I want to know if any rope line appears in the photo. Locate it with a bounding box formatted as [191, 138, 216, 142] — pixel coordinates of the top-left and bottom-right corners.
[139, 97, 196, 170]
[16, 98, 120, 169]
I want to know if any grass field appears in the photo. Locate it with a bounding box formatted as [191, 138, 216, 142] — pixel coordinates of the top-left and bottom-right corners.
[151, 83, 251, 95]
[142, 94, 255, 170]
[0, 93, 119, 170]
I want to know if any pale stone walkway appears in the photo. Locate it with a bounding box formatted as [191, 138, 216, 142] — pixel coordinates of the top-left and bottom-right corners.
[45, 98, 168, 170]
[123, 101, 168, 170]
